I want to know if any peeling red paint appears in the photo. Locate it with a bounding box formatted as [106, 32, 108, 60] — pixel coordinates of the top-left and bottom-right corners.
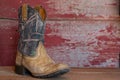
[45, 35, 67, 47]
[0, 0, 120, 68]
[99, 30, 105, 32]
[87, 41, 96, 46]
[94, 48, 119, 54]
[106, 24, 114, 33]
[48, 14, 77, 19]
[78, 13, 88, 18]
[0, 28, 19, 66]
[90, 60, 102, 65]
[96, 36, 117, 41]
[106, 3, 118, 6]
[0, 0, 119, 19]
[45, 25, 53, 34]
[0, 20, 119, 67]
[44, 21, 120, 67]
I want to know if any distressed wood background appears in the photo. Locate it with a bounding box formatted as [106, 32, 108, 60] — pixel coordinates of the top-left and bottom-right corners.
[0, 0, 120, 68]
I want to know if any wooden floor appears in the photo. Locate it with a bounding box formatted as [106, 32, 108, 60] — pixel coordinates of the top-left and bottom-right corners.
[0, 67, 120, 80]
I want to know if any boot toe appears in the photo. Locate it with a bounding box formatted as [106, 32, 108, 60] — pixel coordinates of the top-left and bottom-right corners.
[57, 63, 70, 71]
[32, 63, 70, 78]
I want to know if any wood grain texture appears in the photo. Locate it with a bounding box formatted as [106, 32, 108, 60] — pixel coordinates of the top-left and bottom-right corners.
[45, 20, 120, 67]
[0, 20, 119, 67]
[0, 66, 120, 80]
[0, 20, 18, 66]
[0, 0, 119, 20]
[0, 0, 119, 67]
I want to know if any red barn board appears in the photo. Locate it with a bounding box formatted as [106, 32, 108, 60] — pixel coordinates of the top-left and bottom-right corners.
[0, 0, 120, 68]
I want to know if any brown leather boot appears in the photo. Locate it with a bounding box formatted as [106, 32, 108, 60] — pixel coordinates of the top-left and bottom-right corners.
[15, 4, 70, 78]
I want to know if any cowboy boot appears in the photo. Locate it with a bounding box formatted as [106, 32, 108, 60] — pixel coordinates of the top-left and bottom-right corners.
[15, 4, 70, 78]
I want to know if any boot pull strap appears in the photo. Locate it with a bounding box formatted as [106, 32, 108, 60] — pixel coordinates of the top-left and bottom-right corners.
[34, 5, 46, 21]
[22, 4, 28, 21]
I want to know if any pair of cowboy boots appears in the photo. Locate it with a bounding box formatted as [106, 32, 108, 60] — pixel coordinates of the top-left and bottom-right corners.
[15, 4, 70, 78]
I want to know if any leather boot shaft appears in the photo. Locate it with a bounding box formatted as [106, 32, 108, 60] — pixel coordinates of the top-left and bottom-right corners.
[18, 5, 45, 56]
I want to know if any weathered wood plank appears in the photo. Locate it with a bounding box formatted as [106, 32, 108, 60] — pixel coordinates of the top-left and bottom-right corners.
[0, 67, 120, 80]
[0, 20, 119, 67]
[45, 20, 120, 67]
[0, 20, 18, 66]
[0, 0, 119, 19]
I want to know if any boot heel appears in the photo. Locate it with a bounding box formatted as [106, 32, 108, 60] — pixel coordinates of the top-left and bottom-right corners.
[15, 65, 29, 75]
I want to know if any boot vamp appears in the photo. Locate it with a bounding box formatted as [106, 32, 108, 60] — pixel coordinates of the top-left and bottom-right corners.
[23, 57, 69, 76]
[32, 63, 69, 76]
[22, 42, 55, 74]
[22, 42, 69, 75]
